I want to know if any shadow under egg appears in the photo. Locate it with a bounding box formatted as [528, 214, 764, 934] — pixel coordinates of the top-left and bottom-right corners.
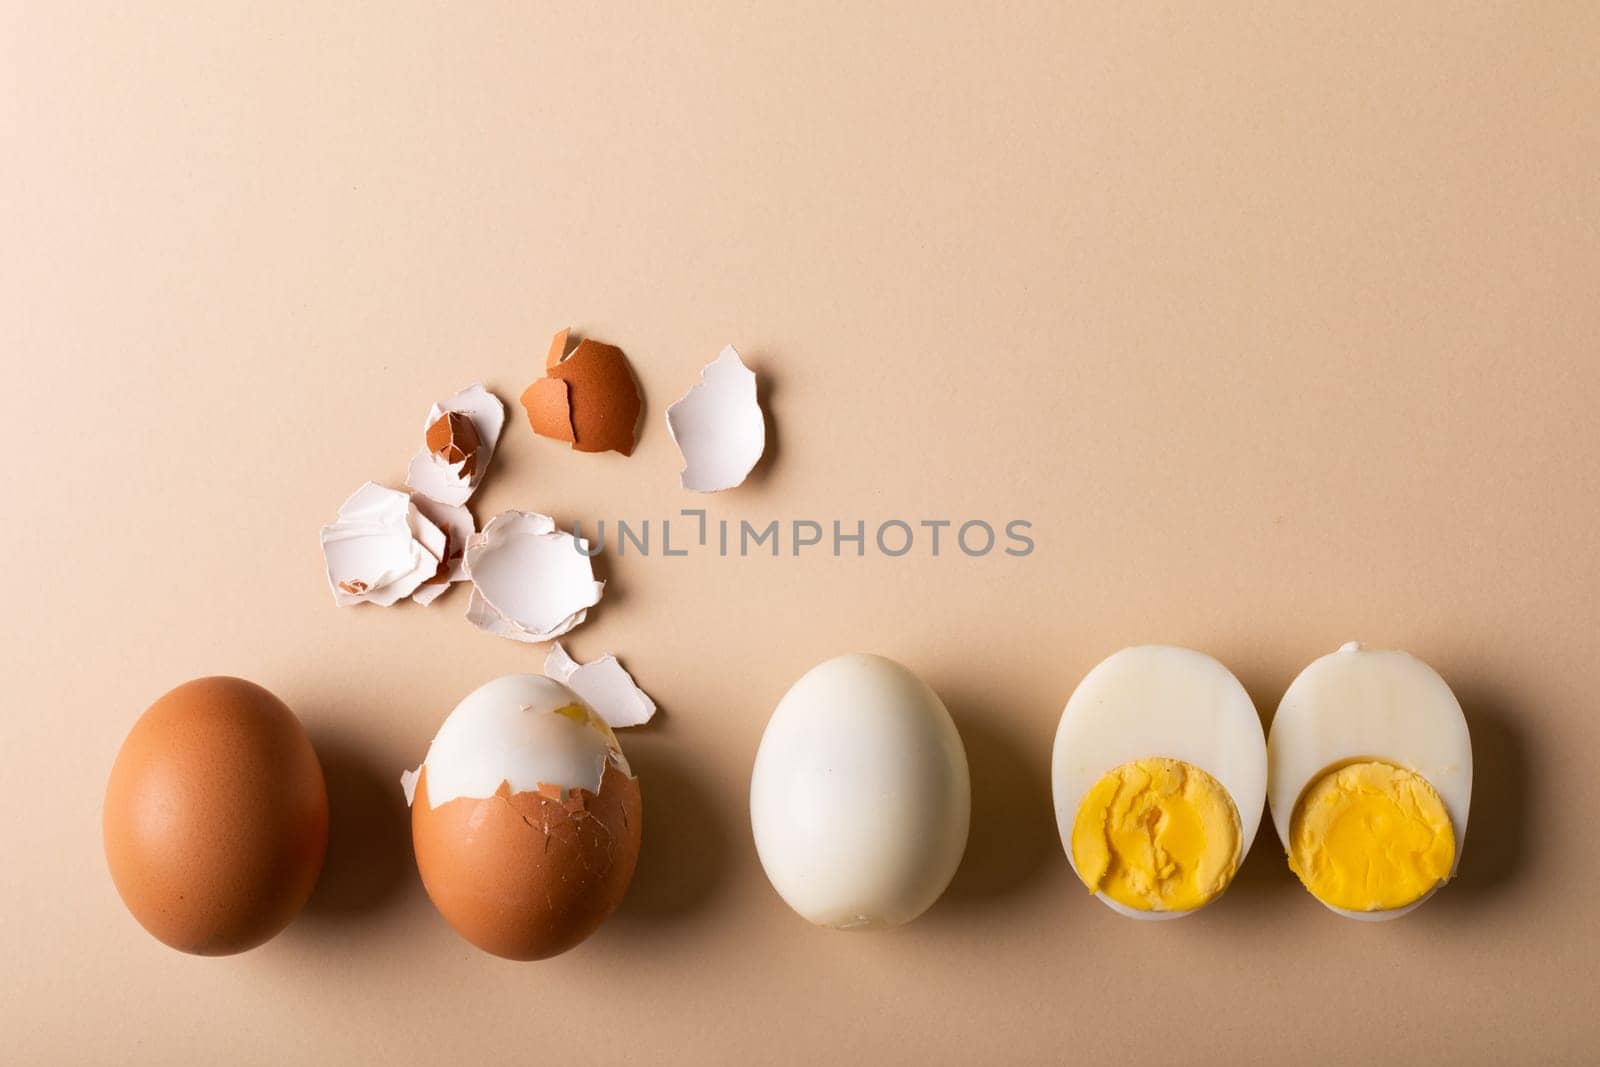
[298, 731, 414, 924]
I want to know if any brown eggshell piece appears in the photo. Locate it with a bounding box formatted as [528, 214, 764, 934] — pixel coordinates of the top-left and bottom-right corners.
[552, 339, 643, 456]
[102, 677, 329, 955]
[425, 410, 481, 480]
[523, 330, 642, 456]
[520, 377, 575, 443]
[546, 327, 571, 372]
[411, 761, 642, 961]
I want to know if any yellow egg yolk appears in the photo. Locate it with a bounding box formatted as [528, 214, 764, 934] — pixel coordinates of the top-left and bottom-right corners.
[1070, 757, 1243, 912]
[1288, 759, 1455, 912]
[552, 702, 620, 747]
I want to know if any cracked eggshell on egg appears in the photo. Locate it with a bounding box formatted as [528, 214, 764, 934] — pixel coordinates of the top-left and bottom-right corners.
[545, 642, 656, 728]
[750, 653, 970, 930]
[320, 482, 447, 606]
[1050, 646, 1267, 921]
[464, 511, 604, 642]
[1268, 642, 1472, 922]
[405, 383, 505, 506]
[405, 675, 642, 961]
[666, 345, 766, 492]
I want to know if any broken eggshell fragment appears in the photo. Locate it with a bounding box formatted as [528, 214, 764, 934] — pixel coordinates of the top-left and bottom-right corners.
[320, 482, 447, 606]
[464, 510, 604, 642]
[403, 675, 642, 961]
[520, 329, 643, 456]
[521, 376, 575, 444]
[545, 642, 656, 728]
[408, 496, 475, 606]
[404, 383, 505, 506]
[665, 345, 766, 492]
[427, 412, 480, 479]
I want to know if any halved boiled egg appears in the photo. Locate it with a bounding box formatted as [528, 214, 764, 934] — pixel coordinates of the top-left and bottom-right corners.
[1268, 642, 1471, 920]
[1052, 646, 1267, 919]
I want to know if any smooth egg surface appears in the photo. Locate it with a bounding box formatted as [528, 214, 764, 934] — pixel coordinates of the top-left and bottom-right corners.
[750, 653, 970, 930]
[102, 677, 329, 955]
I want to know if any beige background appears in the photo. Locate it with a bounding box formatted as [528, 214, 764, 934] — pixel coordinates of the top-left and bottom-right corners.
[4, 3, 1599, 1063]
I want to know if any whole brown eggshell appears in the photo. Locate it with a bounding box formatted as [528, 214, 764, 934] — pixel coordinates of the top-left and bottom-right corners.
[411, 761, 642, 961]
[102, 677, 329, 955]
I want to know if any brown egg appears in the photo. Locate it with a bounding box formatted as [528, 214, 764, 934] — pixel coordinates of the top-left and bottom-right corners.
[411, 761, 642, 961]
[103, 677, 329, 955]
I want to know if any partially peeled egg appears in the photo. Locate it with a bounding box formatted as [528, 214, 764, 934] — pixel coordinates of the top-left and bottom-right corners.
[404, 675, 642, 960]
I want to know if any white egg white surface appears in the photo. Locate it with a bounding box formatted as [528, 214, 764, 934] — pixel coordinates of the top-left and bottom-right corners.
[404, 674, 628, 808]
[749, 653, 971, 930]
[1268, 642, 1472, 921]
[1051, 645, 1267, 920]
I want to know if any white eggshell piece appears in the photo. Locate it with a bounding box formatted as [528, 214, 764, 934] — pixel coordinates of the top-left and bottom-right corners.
[665, 345, 766, 492]
[464, 511, 604, 642]
[404, 383, 505, 506]
[409, 496, 475, 606]
[403, 674, 630, 809]
[750, 653, 970, 930]
[399, 767, 420, 806]
[544, 643, 656, 728]
[320, 481, 447, 607]
[1051, 645, 1267, 920]
[1268, 642, 1472, 920]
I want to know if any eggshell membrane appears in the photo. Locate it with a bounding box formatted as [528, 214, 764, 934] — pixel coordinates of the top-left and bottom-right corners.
[749, 653, 971, 930]
[1051, 646, 1267, 920]
[408, 496, 473, 604]
[544, 643, 656, 729]
[411, 763, 641, 960]
[404, 383, 504, 507]
[462, 513, 604, 642]
[1267, 643, 1472, 921]
[102, 677, 329, 955]
[664, 345, 767, 492]
[321, 481, 447, 606]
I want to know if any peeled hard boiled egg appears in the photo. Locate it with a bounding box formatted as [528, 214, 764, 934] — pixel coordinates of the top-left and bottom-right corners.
[103, 677, 329, 955]
[1268, 643, 1471, 920]
[750, 653, 970, 930]
[1052, 646, 1267, 919]
[404, 675, 642, 960]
